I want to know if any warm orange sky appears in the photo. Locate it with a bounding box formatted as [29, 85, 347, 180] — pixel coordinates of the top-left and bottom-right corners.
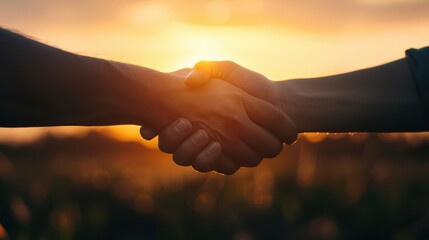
[1, 0, 429, 145]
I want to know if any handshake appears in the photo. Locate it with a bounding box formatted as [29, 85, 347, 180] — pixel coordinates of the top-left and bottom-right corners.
[3, 29, 425, 175]
[136, 61, 298, 175]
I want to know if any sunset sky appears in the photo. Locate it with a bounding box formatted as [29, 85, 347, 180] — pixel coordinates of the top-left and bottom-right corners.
[1, 0, 429, 146]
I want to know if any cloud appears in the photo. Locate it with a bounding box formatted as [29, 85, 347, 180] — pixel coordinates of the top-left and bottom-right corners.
[176, 0, 429, 31]
[1, 0, 429, 33]
[0, 0, 129, 29]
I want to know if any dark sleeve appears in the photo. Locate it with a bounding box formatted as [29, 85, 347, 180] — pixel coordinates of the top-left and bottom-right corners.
[0, 28, 129, 126]
[406, 47, 429, 112]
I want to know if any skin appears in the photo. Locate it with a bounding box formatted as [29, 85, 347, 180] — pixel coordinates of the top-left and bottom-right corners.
[0, 28, 297, 175]
[143, 57, 429, 170]
[147, 73, 297, 174]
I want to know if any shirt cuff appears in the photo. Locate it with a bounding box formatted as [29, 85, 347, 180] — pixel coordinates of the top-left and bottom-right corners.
[406, 47, 429, 112]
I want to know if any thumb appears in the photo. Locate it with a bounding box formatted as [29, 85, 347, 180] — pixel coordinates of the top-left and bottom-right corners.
[186, 61, 276, 104]
[185, 60, 235, 87]
[185, 68, 210, 87]
[242, 94, 298, 145]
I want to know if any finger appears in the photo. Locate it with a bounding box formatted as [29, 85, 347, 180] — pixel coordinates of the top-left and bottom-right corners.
[240, 124, 283, 158]
[172, 129, 210, 166]
[185, 60, 236, 87]
[158, 118, 193, 154]
[185, 68, 210, 87]
[221, 139, 263, 168]
[191, 141, 222, 172]
[211, 154, 240, 175]
[186, 60, 237, 87]
[242, 95, 298, 145]
[139, 126, 158, 140]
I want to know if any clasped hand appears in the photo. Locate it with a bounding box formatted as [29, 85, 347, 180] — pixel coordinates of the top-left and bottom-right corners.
[141, 62, 297, 175]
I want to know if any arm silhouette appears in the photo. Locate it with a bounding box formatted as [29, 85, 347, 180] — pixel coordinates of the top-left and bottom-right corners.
[0, 28, 297, 174]
[146, 47, 429, 168]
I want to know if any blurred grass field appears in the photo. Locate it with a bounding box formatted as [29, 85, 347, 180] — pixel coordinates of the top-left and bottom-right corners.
[0, 132, 428, 240]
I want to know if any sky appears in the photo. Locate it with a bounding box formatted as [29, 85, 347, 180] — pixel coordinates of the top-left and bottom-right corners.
[2, 0, 429, 30]
[1, 0, 429, 145]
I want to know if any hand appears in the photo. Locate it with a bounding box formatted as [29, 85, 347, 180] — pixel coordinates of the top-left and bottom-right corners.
[140, 63, 297, 174]
[187, 61, 283, 108]
[141, 67, 295, 174]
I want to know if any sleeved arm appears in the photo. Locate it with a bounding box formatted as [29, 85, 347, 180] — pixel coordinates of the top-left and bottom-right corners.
[0, 28, 144, 126]
[406, 47, 429, 113]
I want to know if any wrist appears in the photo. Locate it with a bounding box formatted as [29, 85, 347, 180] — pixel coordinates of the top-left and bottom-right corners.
[105, 61, 170, 127]
[277, 80, 304, 133]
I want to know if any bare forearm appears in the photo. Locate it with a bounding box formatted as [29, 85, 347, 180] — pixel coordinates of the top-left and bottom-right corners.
[0, 28, 162, 127]
[279, 59, 429, 133]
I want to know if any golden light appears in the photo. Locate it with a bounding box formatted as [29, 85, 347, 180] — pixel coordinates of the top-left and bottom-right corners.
[356, 0, 424, 6]
[205, 0, 231, 24]
[126, 2, 174, 27]
[177, 35, 229, 67]
[106, 126, 159, 150]
[1, 1, 429, 145]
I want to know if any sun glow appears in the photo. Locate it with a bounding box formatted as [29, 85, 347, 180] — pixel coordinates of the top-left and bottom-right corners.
[178, 36, 229, 67]
[106, 126, 159, 150]
[1, 1, 429, 144]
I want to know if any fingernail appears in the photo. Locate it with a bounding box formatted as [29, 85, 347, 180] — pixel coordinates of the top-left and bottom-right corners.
[175, 119, 190, 134]
[185, 70, 202, 86]
[185, 69, 196, 80]
[192, 130, 208, 146]
[207, 142, 221, 156]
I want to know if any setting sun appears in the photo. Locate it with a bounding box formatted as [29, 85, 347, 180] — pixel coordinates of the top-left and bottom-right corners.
[178, 35, 228, 67]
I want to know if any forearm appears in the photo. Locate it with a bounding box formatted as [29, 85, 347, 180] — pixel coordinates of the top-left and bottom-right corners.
[279, 59, 429, 133]
[0, 28, 161, 127]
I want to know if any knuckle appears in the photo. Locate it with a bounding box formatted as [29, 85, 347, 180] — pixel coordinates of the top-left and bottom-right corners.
[224, 90, 243, 104]
[227, 113, 242, 127]
[221, 60, 235, 68]
[267, 107, 282, 123]
[217, 61, 238, 78]
[224, 100, 247, 125]
[232, 91, 244, 100]
[220, 111, 244, 131]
